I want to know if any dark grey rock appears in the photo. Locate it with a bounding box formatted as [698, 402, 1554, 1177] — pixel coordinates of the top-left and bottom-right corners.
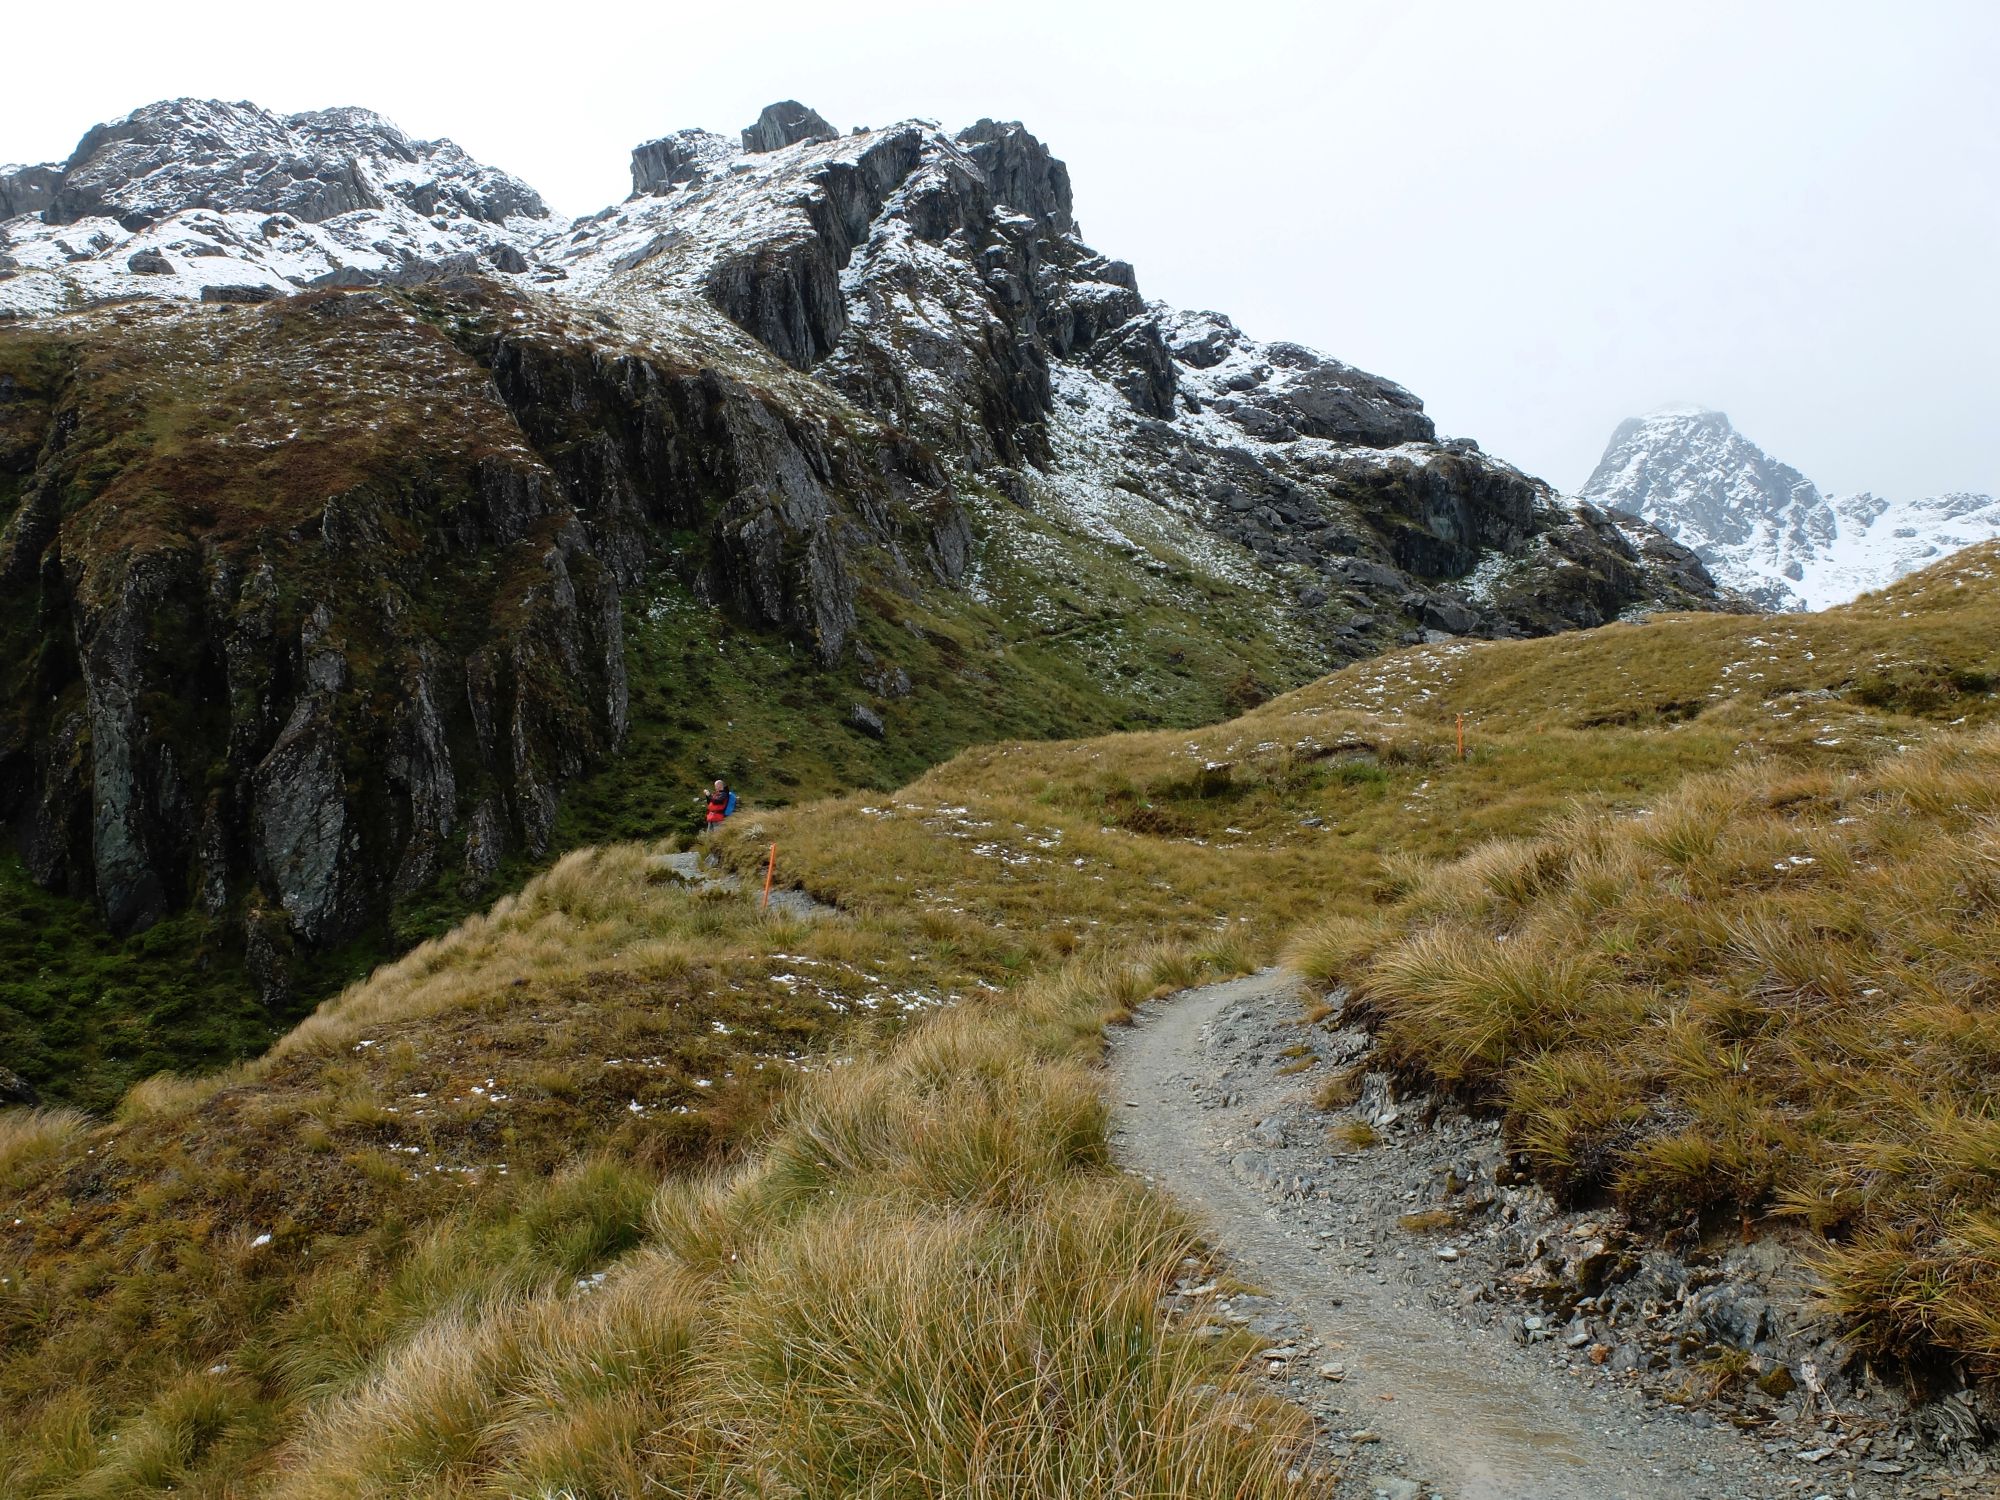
[200, 283, 282, 304]
[253, 691, 358, 947]
[1692, 1284, 1772, 1351]
[955, 118, 1075, 233]
[307, 264, 379, 289]
[863, 665, 913, 699]
[630, 128, 730, 194]
[126, 249, 173, 274]
[1420, 596, 1479, 635]
[848, 702, 886, 739]
[242, 903, 293, 1007]
[485, 242, 527, 273]
[0, 1066, 39, 1106]
[741, 101, 838, 154]
[700, 127, 924, 369]
[462, 798, 506, 886]
[0, 162, 61, 218]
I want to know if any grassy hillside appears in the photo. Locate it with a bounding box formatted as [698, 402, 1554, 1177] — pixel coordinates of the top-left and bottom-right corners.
[2, 546, 1997, 1493]
[0, 291, 1320, 1114]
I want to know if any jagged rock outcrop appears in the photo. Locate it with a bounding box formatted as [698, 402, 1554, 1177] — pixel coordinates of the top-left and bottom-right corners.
[555, 106, 1711, 655]
[473, 310, 960, 661]
[629, 129, 733, 195]
[741, 100, 839, 154]
[0, 162, 60, 219]
[0, 292, 624, 950]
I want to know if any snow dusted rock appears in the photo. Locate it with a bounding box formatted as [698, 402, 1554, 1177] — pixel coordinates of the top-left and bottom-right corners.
[955, 117, 1076, 233]
[0, 162, 60, 219]
[1581, 406, 1997, 609]
[741, 100, 840, 154]
[553, 107, 1714, 635]
[0, 98, 553, 316]
[628, 128, 735, 195]
[1819, 489, 2000, 602]
[285, 106, 547, 224]
[42, 99, 546, 229]
[1161, 311, 1433, 447]
[1581, 407, 1831, 609]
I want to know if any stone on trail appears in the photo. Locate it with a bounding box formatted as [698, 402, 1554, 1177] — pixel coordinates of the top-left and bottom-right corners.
[1367, 1476, 1424, 1500]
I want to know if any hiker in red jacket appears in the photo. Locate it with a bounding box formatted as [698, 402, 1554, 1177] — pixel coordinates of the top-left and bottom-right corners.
[702, 779, 736, 830]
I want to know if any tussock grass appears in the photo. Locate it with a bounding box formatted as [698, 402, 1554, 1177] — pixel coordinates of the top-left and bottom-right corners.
[268, 952, 1312, 1498]
[273, 1268, 706, 1499]
[7, 543, 2000, 1486]
[2, 837, 1305, 1492]
[1326, 729, 2000, 1372]
[1332, 1121, 1381, 1151]
[0, 1107, 92, 1192]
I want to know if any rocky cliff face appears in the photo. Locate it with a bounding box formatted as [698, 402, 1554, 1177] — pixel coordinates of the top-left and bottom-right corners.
[0, 97, 1728, 1005]
[1581, 407, 1999, 609]
[0, 279, 953, 980]
[555, 112, 1715, 641]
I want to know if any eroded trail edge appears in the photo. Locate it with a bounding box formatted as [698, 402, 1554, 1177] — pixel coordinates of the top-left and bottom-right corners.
[1108, 971, 1806, 1500]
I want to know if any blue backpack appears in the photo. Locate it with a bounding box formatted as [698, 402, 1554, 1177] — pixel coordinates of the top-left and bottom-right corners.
[724, 790, 738, 816]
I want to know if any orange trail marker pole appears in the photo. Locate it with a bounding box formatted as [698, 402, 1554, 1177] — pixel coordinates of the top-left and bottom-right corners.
[1457, 713, 1465, 761]
[762, 843, 777, 909]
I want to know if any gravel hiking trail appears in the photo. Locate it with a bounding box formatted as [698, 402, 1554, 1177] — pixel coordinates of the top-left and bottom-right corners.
[1108, 970, 1870, 1500]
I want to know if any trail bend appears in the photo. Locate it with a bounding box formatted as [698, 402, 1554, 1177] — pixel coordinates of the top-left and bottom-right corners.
[1107, 970, 1785, 1500]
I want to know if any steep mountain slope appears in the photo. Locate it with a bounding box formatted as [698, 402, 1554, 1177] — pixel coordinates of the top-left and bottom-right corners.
[2, 98, 1724, 1102]
[1581, 406, 1998, 609]
[1, 546, 1994, 1496]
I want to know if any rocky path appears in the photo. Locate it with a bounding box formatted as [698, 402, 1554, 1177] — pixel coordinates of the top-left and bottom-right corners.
[1106, 971, 1982, 1500]
[650, 848, 831, 921]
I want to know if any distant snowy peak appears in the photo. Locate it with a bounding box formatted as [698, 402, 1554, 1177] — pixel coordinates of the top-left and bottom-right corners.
[1585, 406, 1832, 552]
[1580, 407, 1996, 610]
[0, 98, 556, 316]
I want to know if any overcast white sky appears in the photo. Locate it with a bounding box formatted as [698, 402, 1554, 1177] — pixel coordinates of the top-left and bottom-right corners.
[4, 0, 1994, 499]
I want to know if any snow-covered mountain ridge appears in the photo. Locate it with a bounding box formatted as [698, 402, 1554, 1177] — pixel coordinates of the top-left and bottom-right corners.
[0, 98, 554, 312]
[2, 94, 1719, 648]
[1580, 406, 1997, 610]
